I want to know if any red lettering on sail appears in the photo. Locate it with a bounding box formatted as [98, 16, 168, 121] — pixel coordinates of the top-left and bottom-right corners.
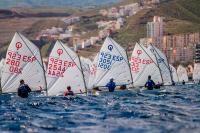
[130, 57, 153, 73]
[6, 51, 37, 74]
[16, 42, 22, 50]
[57, 49, 63, 56]
[47, 57, 76, 77]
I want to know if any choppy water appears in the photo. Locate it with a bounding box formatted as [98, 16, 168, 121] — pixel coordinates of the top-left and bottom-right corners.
[1, 85, 200, 133]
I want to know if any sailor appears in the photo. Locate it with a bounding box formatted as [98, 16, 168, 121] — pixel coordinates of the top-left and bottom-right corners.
[145, 75, 155, 90]
[182, 80, 185, 85]
[18, 79, 31, 98]
[92, 87, 101, 95]
[172, 80, 175, 86]
[106, 78, 116, 92]
[119, 85, 126, 90]
[154, 82, 161, 89]
[64, 86, 74, 96]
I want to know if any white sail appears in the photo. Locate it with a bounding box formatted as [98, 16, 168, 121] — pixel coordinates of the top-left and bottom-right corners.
[88, 54, 99, 89]
[47, 41, 86, 96]
[80, 57, 92, 89]
[177, 65, 188, 82]
[0, 58, 5, 79]
[1, 32, 46, 93]
[148, 45, 172, 85]
[130, 43, 162, 87]
[94, 37, 132, 87]
[169, 64, 179, 82]
[193, 63, 200, 82]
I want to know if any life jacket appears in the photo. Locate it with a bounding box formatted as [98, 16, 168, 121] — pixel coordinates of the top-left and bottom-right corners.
[145, 80, 155, 90]
[18, 85, 29, 98]
[106, 81, 116, 92]
[64, 90, 74, 96]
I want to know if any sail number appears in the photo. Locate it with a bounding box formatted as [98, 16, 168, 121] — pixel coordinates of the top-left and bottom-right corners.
[98, 52, 123, 70]
[131, 57, 153, 73]
[5, 51, 36, 74]
[47, 57, 76, 77]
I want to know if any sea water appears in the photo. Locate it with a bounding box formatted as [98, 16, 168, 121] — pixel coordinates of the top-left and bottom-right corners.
[0, 85, 200, 133]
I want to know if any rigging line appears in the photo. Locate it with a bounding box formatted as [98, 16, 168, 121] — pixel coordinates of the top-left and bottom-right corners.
[3, 33, 47, 92]
[78, 56, 88, 94]
[17, 32, 45, 72]
[149, 44, 173, 82]
[59, 41, 87, 91]
[137, 42, 159, 67]
[108, 37, 130, 66]
[125, 49, 134, 85]
[59, 41, 82, 72]
[153, 52, 164, 84]
[95, 38, 132, 86]
[150, 44, 171, 71]
[18, 32, 47, 92]
[137, 42, 163, 84]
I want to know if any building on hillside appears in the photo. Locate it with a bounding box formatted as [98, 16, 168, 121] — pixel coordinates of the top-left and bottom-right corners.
[140, 32, 200, 64]
[61, 16, 80, 25]
[140, 0, 160, 6]
[163, 32, 200, 64]
[99, 9, 108, 16]
[147, 16, 163, 38]
[194, 43, 200, 63]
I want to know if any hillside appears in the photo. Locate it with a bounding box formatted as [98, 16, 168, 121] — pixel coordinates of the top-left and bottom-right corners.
[0, 0, 200, 59]
[114, 0, 200, 47]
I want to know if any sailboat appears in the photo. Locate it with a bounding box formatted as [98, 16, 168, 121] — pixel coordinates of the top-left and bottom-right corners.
[46, 41, 87, 96]
[88, 54, 99, 90]
[130, 43, 162, 87]
[1, 32, 47, 93]
[169, 64, 179, 82]
[148, 45, 172, 85]
[0, 58, 5, 79]
[80, 57, 92, 89]
[193, 63, 200, 83]
[177, 65, 189, 82]
[93, 37, 132, 89]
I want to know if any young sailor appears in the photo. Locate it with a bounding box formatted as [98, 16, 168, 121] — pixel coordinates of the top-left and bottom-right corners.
[64, 86, 74, 96]
[182, 80, 185, 85]
[119, 85, 127, 90]
[154, 82, 161, 89]
[172, 80, 175, 86]
[18, 80, 31, 98]
[145, 76, 155, 90]
[106, 78, 116, 92]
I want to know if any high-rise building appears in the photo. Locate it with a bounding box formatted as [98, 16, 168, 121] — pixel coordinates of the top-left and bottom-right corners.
[147, 16, 163, 38]
[194, 43, 200, 63]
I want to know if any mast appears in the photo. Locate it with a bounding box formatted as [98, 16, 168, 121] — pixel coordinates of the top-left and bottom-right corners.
[153, 52, 164, 84]
[78, 56, 88, 95]
[125, 49, 134, 88]
[151, 44, 173, 83]
[39, 50, 48, 96]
